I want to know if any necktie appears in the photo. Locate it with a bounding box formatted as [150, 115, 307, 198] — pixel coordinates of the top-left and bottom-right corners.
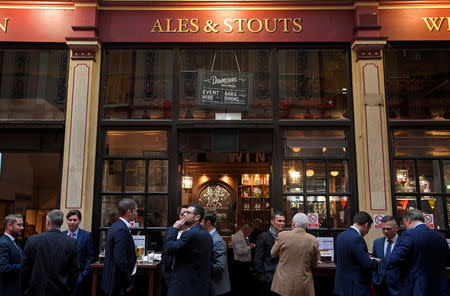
[70, 232, 75, 239]
[385, 239, 393, 258]
[14, 241, 22, 259]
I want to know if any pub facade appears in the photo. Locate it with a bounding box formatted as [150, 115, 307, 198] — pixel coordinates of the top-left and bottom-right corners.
[0, 0, 449, 254]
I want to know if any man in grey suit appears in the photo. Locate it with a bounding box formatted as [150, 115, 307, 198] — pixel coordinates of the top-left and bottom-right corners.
[201, 210, 231, 296]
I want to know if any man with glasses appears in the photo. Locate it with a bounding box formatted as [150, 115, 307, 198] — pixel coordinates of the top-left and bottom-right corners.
[164, 203, 213, 296]
[102, 198, 138, 296]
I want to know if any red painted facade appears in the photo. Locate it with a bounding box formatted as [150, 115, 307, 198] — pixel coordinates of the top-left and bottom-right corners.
[0, 1, 449, 43]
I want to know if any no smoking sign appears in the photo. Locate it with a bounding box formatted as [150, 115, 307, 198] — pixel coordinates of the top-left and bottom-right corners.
[424, 214, 434, 229]
[308, 213, 319, 228]
[373, 214, 385, 230]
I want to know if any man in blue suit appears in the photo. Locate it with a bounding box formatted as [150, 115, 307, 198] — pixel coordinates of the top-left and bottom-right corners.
[164, 203, 213, 296]
[63, 209, 95, 296]
[382, 210, 449, 296]
[334, 211, 379, 296]
[0, 214, 24, 296]
[201, 210, 231, 296]
[372, 215, 400, 296]
[102, 198, 138, 296]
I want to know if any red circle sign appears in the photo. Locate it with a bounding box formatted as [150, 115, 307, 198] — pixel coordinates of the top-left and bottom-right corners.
[308, 214, 318, 223]
[424, 214, 432, 223]
[375, 215, 383, 224]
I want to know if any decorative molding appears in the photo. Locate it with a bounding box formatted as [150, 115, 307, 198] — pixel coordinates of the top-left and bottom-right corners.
[66, 39, 101, 61]
[352, 40, 387, 60]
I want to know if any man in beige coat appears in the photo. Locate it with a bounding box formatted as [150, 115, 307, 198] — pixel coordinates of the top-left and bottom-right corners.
[270, 213, 319, 296]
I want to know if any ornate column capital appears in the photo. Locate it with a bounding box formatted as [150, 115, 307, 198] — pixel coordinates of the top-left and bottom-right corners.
[351, 39, 387, 60]
[65, 39, 101, 61]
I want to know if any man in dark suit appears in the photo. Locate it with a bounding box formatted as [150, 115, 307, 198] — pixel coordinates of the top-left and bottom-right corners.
[201, 210, 231, 296]
[334, 211, 379, 296]
[0, 213, 24, 296]
[101, 198, 138, 296]
[164, 203, 213, 296]
[254, 211, 285, 295]
[372, 215, 400, 296]
[63, 209, 95, 296]
[20, 209, 79, 296]
[382, 210, 449, 296]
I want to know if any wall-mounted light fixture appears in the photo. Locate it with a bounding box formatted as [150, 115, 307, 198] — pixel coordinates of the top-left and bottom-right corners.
[306, 169, 315, 177]
[292, 147, 301, 153]
[330, 171, 339, 177]
[182, 175, 193, 191]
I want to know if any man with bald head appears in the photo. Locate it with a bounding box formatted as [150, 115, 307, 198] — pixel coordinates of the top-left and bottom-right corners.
[271, 213, 319, 296]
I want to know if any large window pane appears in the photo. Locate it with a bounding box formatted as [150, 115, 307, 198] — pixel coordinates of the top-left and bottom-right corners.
[393, 130, 450, 157]
[105, 130, 167, 156]
[278, 49, 349, 120]
[417, 160, 441, 193]
[386, 47, 450, 120]
[148, 160, 168, 192]
[444, 161, 450, 193]
[396, 196, 417, 225]
[102, 49, 173, 119]
[0, 49, 68, 120]
[328, 161, 349, 193]
[125, 160, 145, 192]
[421, 196, 446, 230]
[305, 161, 325, 192]
[102, 159, 122, 191]
[284, 129, 347, 157]
[306, 196, 326, 227]
[100, 195, 144, 227]
[146, 196, 167, 227]
[394, 160, 416, 193]
[180, 49, 271, 119]
[330, 196, 351, 228]
[283, 160, 303, 192]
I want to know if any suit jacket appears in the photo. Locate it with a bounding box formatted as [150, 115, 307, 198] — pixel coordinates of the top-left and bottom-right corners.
[101, 219, 137, 296]
[0, 234, 22, 296]
[333, 227, 378, 296]
[382, 224, 449, 296]
[271, 228, 319, 296]
[63, 229, 95, 296]
[164, 224, 213, 296]
[232, 230, 252, 263]
[210, 230, 231, 295]
[372, 236, 400, 296]
[254, 231, 278, 283]
[20, 228, 79, 296]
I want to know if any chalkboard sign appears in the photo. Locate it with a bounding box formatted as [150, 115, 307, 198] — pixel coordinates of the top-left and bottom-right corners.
[196, 70, 253, 110]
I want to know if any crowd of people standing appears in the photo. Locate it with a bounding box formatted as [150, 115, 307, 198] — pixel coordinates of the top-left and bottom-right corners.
[0, 197, 449, 296]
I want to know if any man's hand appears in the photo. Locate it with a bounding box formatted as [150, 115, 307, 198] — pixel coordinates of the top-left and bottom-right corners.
[372, 257, 381, 264]
[126, 285, 133, 292]
[249, 243, 255, 249]
[173, 216, 187, 230]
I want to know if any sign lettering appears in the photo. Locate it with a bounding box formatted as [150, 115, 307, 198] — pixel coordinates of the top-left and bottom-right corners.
[421, 17, 450, 32]
[150, 17, 302, 34]
[0, 18, 9, 33]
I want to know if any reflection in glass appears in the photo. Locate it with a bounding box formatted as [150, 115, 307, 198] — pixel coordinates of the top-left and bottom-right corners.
[417, 160, 441, 193]
[0, 49, 68, 120]
[146, 196, 167, 227]
[101, 195, 146, 227]
[305, 161, 325, 192]
[393, 130, 450, 157]
[386, 47, 450, 120]
[125, 160, 146, 192]
[283, 160, 303, 192]
[285, 196, 304, 213]
[105, 130, 167, 156]
[307, 196, 326, 227]
[394, 160, 416, 193]
[420, 196, 445, 230]
[329, 196, 350, 228]
[148, 160, 168, 192]
[278, 49, 348, 119]
[328, 161, 349, 192]
[395, 196, 417, 226]
[102, 49, 173, 119]
[102, 160, 122, 191]
[180, 49, 271, 119]
[284, 129, 347, 157]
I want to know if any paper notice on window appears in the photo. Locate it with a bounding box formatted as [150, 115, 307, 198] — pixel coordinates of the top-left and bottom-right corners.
[133, 235, 146, 249]
[318, 237, 334, 261]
